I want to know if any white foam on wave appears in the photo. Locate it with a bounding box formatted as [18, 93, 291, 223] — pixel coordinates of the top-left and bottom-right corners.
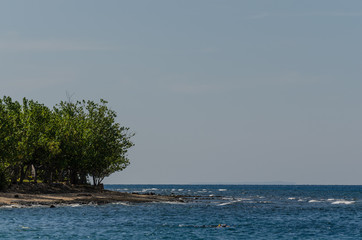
[218, 198, 246, 206]
[178, 189, 184, 191]
[141, 188, 159, 192]
[112, 202, 131, 206]
[331, 200, 355, 205]
[161, 201, 186, 205]
[0, 204, 22, 209]
[308, 200, 322, 203]
[218, 189, 227, 192]
[0, 204, 46, 209]
[218, 201, 234, 206]
[288, 197, 296, 200]
[69, 203, 81, 207]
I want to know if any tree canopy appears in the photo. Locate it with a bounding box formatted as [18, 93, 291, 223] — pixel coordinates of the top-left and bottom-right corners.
[0, 96, 134, 189]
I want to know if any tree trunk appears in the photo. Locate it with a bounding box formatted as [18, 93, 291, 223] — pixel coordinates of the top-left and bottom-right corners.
[31, 165, 37, 183]
[11, 165, 19, 184]
[70, 170, 78, 184]
[19, 164, 28, 184]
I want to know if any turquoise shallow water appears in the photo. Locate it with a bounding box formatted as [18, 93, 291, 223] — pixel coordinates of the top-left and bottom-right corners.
[1, 185, 362, 239]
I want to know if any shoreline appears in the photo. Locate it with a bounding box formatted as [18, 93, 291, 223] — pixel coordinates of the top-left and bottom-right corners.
[0, 183, 185, 208]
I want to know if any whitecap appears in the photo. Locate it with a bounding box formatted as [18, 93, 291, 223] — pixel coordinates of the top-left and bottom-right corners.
[237, 198, 251, 201]
[112, 202, 131, 206]
[288, 197, 296, 200]
[331, 200, 355, 205]
[308, 200, 321, 203]
[178, 189, 184, 191]
[161, 201, 186, 205]
[218, 201, 234, 206]
[218, 189, 227, 192]
[218, 198, 244, 206]
[69, 204, 81, 207]
[141, 188, 159, 192]
[29, 204, 44, 208]
[1, 204, 21, 209]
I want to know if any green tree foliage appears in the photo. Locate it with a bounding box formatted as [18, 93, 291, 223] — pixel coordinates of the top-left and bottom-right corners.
[83, 99, 132, 186]
[0, 96, 134, 187]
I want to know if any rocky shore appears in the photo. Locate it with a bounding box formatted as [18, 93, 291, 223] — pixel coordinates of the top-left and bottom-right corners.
[0, 183, 184, 208]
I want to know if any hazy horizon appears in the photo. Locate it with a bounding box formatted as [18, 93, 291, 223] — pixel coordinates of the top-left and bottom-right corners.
[1, 0, 362, 185]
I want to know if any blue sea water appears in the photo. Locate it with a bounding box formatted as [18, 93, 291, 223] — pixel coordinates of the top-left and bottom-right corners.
[1, 185, 362, 239]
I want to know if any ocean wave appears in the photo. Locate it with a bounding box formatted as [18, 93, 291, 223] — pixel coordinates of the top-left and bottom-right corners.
[112, 202, 132, 206]
[141, 188, 159, 192]
[0, 204, 22, 209]
[331, 200, 355, 205]
[160, 201, 186, 205]
[218, 198, 247, 206]
[218, 202, 235, 206]
[69, 203, 81, 207]
[0, 204, 47, 209]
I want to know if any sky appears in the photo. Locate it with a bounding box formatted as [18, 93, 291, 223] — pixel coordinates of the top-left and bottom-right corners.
[1, 0, 362, 185]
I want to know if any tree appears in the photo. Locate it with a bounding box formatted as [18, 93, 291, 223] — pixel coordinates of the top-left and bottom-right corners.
[0, 96, 134, 187]
[53, 100, 88, 184]
[83, 99, 134, 185]
[0, 97, 23, 184]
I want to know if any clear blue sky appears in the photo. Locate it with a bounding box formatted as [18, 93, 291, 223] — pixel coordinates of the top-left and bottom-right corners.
[1, 0, 362, 184]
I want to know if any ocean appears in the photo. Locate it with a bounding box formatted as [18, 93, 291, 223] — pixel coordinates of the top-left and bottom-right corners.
[1, 185, 361, 239]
